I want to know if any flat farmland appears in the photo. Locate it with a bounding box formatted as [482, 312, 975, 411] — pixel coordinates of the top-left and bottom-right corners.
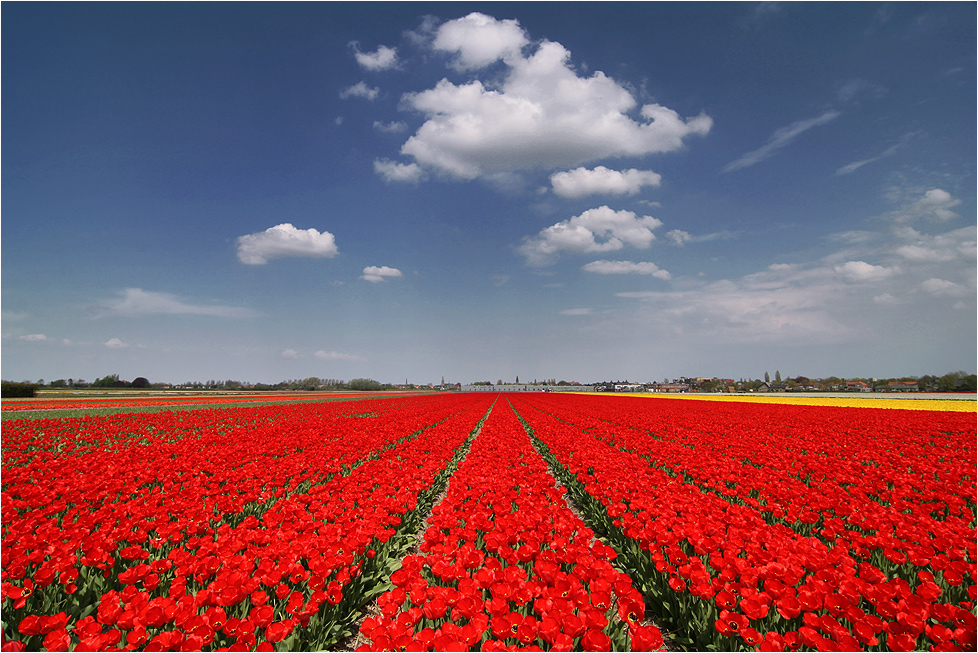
[1, 392, 974, 651]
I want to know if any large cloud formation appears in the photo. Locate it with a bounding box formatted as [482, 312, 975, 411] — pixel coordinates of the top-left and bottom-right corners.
[384, 13, 711, 181]
[519, 206, 663, 266]
[236, 223, 339, 265]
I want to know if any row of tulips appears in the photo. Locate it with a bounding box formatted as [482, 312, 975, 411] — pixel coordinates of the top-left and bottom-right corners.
[1, 393, 495, 650]
[357, 399, 665, 651]
[0, 392, 404, 413]
[508, 393, 976, 652]
[525, 393, 975, 589]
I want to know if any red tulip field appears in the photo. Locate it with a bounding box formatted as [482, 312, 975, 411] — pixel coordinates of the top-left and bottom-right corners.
[1, 392, 974, 651]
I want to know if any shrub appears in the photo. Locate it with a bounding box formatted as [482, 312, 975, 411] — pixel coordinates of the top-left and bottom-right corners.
[1, 382, 38, 398]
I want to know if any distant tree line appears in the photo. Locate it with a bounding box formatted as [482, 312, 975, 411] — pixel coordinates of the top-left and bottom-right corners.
[5, 375, 396, 392]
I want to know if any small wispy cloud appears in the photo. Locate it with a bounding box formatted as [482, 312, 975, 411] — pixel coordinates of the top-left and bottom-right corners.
[98, 288, 255, 318]
[314, 350, 366, 361]
[339, 81, 380, 101]
[666, 229, 735, 247]
[723, 110, 841, 172]
[373, 120, 408, 134]
[350, 42, 398, 71]
[836, 132, 916, 175]
[18, 333, 48, 342]
[834, 79, 887, 104]
[105, 337, 128, 349]
[560, 308, 592, 316]
[361, 266, 402, 283]
[374, 159, 424, 183]
[582, 260, 671, 279]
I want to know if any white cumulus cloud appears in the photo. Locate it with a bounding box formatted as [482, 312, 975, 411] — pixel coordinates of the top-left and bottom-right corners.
[361, 266, 403, 283]
[280, 348, 301, 359]
[519, 206, 663, 266]
[351, 43, 398, 71]
[105, 338, 128, 349]
[582, 260, 671, 279]
[550, 166, 662, 198]
[236, 223, 339, 265]
[389, 13, 710, 180]
[18, 333, 48, 341]
[920, 278, 966, 296]
[834, 260, 899, 282]
[432, 12, 528, 70]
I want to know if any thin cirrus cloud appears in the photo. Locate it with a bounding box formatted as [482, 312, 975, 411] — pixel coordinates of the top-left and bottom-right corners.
[361, 266, 403, 283]
[519, 206, 664, 266]
[549, 166, 662, 198]
[98, 288, 255, 318]
[236, 223, 339, 265]
[378, 13, 711, 181]
[315, 350, 366, 361]
[281, 349, 366, 361]
[723, 109, 841, 172]
[582, 260, 671, 279]
[835, 132, 915, 175]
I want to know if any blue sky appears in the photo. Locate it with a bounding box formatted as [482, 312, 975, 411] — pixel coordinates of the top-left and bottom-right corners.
[2, 2, 975, 385]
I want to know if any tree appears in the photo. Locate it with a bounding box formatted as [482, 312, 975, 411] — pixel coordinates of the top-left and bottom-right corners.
[93, 374, 126, 388]
[347, 378, 383, 391]
[50, 379, 68, 387]
[775, 370, 782, 383]
[764, 371, 770, 383]
[131, 377, 150, 388]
